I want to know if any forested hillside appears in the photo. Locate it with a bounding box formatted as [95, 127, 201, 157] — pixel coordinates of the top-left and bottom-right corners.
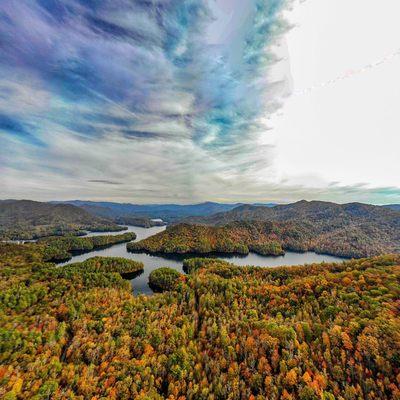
[0, 200, 124, 240]
[167, 201, 400, 258]
[0, 241, 399, 399]
[129, 216, 399, 259]
[128, 222, 288, 256]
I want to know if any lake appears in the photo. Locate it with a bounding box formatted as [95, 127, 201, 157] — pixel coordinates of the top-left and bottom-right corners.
[61, 225, 346, 295]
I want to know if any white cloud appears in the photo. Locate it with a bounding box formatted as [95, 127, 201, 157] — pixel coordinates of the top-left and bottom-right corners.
[272, 0, 400, 195]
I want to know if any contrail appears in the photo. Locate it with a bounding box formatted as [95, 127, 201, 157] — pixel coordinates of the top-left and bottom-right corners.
[85, 87, 139, 119]
[293, 48, 400, 96]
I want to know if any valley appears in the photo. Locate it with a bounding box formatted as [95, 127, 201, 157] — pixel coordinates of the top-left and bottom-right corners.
[0, 198, 399, 398]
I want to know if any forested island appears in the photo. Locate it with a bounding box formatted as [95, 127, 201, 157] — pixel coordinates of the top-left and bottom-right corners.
[128, 222, 286, 256]
[148, 267, 184, 292]
[0, 240, 399, 399]
[40, 232, 136, 262]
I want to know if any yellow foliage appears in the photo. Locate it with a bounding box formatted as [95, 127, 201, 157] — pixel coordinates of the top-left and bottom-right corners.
[303, 371, 312, 384]
[12, 378, 23, 394]
[285, 369, 297, 386]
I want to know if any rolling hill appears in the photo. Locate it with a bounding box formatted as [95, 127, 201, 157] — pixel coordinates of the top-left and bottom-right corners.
[0, 200, 124, 240]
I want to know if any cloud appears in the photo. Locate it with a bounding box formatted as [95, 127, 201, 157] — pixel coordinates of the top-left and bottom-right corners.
[87, 180, 122, 185]
[0, 0, 292, 200]
[1, 0, 398, 204]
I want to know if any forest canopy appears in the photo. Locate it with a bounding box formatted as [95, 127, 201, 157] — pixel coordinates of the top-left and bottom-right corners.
[0, 240, 399, 399]
[148, 267, 185, 292]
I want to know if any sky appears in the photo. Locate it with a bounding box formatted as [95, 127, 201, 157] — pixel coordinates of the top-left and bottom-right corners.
[0, 0, 399, 204]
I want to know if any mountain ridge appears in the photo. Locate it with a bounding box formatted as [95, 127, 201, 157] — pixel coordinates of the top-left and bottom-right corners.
[181, 200, 400, 226]
[0, 200, 124, 240]
[52, 200, 277, 222]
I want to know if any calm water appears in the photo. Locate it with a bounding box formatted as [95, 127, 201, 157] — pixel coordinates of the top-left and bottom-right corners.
[83, 225, 164, 240]
[60, 225, 346, 295]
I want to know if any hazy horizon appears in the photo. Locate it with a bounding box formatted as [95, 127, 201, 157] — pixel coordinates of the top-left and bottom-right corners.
[2, 197, 398, 207]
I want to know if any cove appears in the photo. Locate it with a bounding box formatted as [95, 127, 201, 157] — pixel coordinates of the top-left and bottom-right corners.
[60, 225, 346, 295]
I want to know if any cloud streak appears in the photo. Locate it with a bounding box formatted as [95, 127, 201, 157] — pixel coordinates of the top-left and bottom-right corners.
[1, 0, 398, 204]
[293, 48, 400, 96]
[0, 0, 292, 200]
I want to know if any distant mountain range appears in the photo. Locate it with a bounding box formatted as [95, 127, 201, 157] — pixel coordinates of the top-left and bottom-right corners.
[72, 203, 165, 228]
[182, 200, 400, 226]
[384, 204, 400, 212]
[0, 200, 123, 240]
[53, 200, 277, 223]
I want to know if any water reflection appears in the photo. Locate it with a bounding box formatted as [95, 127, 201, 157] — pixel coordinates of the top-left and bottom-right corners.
[120, 270, 144, 281]
[83, 225, 166, 240]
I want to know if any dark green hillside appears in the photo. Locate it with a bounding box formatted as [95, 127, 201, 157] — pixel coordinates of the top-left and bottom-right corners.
[0, 200, 124, 240]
